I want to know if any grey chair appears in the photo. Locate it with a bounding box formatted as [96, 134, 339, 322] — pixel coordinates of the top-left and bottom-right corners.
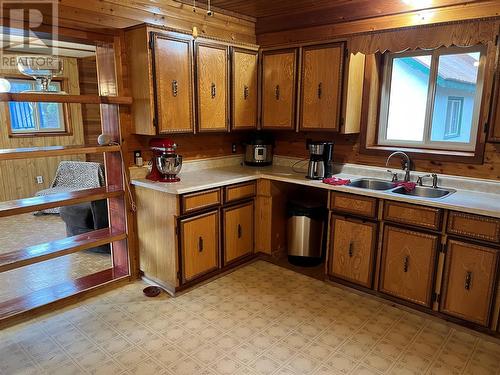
[35, 161, 105, 214]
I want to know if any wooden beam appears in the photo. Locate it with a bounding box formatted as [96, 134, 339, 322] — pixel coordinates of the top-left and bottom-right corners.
[257, 1, 500, 46]
[0, 187, 123, 218]
[0, 144, 120, 161]
[0, 228, 126, 273]
[0, 93, 132, 104]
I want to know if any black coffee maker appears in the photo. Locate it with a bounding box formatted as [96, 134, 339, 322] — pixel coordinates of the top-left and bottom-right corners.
[306, 141, 334, 180]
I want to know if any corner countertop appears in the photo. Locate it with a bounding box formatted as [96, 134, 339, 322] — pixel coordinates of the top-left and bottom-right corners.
[131, 164, 500, 219]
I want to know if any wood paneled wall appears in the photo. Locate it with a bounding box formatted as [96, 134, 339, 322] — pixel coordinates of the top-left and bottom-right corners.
[77, 56, 103, 164]
[273, 132, 500, 180]
[0, 56, 85, 201]
[127, 132, 252, 164]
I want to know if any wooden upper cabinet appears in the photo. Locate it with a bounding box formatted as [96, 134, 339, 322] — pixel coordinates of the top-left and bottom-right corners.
[125, 26, 156, 135]
[440, 240, 499, 326]
[223, 201, 254, 265]
[231, 48, 258, 130]
[300, 44, 344, 131]
[153, 32, 194, 134]
[341, 52, 365, 134]
[196, 42, 229, 132]
[379, 225, 439, 307]
[180, 210, 220, 282]
[261, 49, 297, 130]
[329, 216, 377, 288]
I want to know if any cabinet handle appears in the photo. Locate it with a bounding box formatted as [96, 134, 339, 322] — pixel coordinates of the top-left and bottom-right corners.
[172, 80, 178, 97]
[464, 271, 473, 290]
[198, 236, 204, 252]
[243, 85, 249, 100]
[348, 242, 353, 257]
[211, 83, 216, 99]
[318, 82, 322, 99]
[403, 255, 409, 273]
[238, 224, 242, 239]
[275, 85, 280, 100]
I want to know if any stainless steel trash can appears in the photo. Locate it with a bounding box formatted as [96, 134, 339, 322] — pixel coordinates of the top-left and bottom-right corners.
[286, 201, 326, 266]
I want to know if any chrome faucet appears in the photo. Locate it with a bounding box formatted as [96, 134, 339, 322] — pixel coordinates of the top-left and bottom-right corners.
[416, 174, 431, 186]
[386, 151, 411, 182]
[432, 173, 438, 188]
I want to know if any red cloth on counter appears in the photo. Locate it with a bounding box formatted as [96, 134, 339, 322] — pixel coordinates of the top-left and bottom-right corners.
[323, 177, 351, 186]
[393, 181, 417, 192]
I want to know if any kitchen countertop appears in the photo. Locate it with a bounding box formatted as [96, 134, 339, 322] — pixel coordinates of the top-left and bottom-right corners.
[131, 164, 500, 219]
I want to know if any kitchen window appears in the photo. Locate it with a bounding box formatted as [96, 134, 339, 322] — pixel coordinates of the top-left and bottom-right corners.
[378, 46, 485, 152]
[7, 78, 67, 135]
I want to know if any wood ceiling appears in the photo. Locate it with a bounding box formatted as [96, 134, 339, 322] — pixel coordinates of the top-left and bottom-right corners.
[182, 0, 493, 34]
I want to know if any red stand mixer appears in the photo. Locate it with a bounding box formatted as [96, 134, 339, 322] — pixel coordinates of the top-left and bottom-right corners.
[146, 138, 183, 182]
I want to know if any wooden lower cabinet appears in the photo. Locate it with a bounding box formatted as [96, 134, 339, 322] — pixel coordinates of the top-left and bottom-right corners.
[379, 225, 439, 307]
[440, 239, 499, 326]
[180, 210, 220, 282]
[329, 216, 377, 287]
[223, 201, 254, 265]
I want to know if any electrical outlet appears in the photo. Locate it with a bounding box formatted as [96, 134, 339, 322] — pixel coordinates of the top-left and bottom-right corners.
[232, 143, 237, 153]
[36, 176, 43, 184]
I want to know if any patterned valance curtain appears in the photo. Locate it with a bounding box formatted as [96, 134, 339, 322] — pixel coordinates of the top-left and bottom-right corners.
[349, 20, 499, 54]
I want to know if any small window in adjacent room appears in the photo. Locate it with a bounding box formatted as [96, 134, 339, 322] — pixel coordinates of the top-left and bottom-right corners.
[7, 78, 67, 135]
[444, 96, 463, 139]
[378, 46, 485, 152]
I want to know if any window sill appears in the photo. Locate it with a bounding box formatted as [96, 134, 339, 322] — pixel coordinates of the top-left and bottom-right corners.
[9, 131, 72, 138]
[360, 144, 484, 164]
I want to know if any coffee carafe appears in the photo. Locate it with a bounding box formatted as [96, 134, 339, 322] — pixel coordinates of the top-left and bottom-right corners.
[306, 141, 334, 180]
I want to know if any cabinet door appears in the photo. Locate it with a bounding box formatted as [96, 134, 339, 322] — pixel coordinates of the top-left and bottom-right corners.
[224, 201, 254, 264]
[196, 42, 229, 132]
[300, 44, 344, 131]
[180, 210, 219, 282]
[232, 48, 258, 130]
[261, 49, 297, 129]
[153, 32, 194, 133]
[329, 216, 377, 288]
[440, 240, 498, 326]
[379, 225, 439, 307]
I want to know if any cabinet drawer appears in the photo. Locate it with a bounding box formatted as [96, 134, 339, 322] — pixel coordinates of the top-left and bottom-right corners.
[330, 192, 377, 218]
[329, 216, 377, 288]
[181, 188, 221, 214]
[223, 201, 254, 265]
[180, 210, 219, 282]
[383, 201, 442, 231]
[447, 212, 500, 244]
[379, 225, 439, 307]
[440, 240, 498, 326]
[224, 181, 256, 203]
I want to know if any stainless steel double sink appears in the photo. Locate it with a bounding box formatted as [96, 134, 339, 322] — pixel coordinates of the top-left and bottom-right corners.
[347, 178, 455, 199]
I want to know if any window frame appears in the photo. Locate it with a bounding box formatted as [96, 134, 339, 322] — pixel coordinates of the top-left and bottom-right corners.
[4, 76, 71, 137]
[377, 45, 486, 152]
